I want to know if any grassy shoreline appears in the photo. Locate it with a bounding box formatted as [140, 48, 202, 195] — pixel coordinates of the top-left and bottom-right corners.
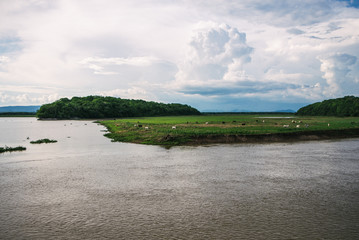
[99, 114, 359, 146]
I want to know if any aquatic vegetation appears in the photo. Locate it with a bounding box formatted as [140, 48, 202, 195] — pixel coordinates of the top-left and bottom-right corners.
[0, 146, 26, 153]
[30, 138, 58, 144]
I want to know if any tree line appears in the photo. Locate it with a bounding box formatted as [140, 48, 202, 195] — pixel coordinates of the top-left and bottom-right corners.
[296, 96, 359, 117]
[36, 96, 201, 119]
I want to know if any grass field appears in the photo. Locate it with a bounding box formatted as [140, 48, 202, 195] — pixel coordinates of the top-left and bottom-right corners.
[100, 114, 359, 146]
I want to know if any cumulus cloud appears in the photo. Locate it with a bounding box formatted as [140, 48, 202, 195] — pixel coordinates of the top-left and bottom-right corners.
[0, 0, 359, 111]
[175, 23, 256, 96]
[174, 22, 317, 100]
[319, 53, 358, 96]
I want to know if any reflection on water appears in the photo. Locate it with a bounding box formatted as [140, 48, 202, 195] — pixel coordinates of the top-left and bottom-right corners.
[0, 118, 359, 239]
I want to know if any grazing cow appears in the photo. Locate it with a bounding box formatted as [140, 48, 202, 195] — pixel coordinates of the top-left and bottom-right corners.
[172, 126, 176, 129]
[138, 125, 142, 127]
[283, 125, 289, 128]
[242, 123, 246, 126]
[328, 123, 330, 127]
[145, 126, 149, 130]
[205, 122, 208, 124]
[296, 125, 300, 128]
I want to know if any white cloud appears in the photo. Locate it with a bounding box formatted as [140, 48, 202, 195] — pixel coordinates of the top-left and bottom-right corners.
[0, 56, 10, 64]
[0, 0, 358, 111]
[79, 56, 166, 75]
[319, 53, 358, 96]
[175, 23, 255, 95]
[173, 22, 324, 101]
[95, 87, 151, 101]
[0, 90, 60, 105]
[0, 56, 10, 70]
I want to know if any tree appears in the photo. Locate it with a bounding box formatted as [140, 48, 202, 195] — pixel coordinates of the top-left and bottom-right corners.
[36, 96, 201, 119]
[296, 96, 359, 116]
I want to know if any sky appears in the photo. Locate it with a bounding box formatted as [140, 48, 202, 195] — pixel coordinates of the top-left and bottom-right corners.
[0, 0, 358, 112]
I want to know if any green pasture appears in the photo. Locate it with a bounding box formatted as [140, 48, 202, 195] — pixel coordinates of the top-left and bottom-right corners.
[100, 114, 359, 146]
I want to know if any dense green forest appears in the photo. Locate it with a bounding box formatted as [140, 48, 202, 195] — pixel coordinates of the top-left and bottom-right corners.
[36, 96, 201, 119]
[296, 96, 359, 117]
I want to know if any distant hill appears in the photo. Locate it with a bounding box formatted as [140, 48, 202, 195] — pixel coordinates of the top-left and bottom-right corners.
[202, 109, 295, 113]
[36, 96, 201, 119]
[275, 109, 296, 113]
[296, 96, 359, 117]
[0, 106, 40, 113]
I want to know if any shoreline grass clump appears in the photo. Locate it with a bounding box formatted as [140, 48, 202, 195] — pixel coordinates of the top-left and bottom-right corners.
[0, 146, 26, 153]
[99, 114, 359, 146]
[30, 138, 57, 144]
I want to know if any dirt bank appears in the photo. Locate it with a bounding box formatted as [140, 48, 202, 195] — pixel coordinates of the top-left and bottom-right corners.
[186, 128, 359, 145]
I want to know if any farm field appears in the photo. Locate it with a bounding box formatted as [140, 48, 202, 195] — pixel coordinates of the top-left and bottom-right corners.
[100, 114, 359, 146]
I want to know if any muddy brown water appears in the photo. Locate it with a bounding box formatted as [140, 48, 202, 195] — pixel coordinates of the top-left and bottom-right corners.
[1, 118, 358, 239]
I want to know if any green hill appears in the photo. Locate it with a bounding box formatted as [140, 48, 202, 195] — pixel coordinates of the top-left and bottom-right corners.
[36, 96, 200, 119]
[296, 96, 359, 117]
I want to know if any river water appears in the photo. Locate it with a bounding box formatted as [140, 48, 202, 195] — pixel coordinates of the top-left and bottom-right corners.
[0, 117, 358, 239]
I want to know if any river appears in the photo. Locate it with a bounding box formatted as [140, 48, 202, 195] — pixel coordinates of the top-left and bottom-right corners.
[0, 117, 358, 239]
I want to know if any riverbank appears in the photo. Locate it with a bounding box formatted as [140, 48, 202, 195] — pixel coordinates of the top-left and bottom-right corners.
[99, 115, 359, 146]
[186, 128, 359, 145]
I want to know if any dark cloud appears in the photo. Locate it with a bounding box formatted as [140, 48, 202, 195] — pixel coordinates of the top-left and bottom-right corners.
[195, 0, 344, 27]
[332, 53, 357, 65]
[287, 28, 305, 35]
[327, 22, 343, 33]
[179, 81, 302, 96]
[337, 0, 359, 8]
